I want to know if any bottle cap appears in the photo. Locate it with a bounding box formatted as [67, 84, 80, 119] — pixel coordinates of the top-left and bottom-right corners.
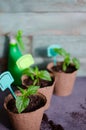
[10, 38, 16, 45]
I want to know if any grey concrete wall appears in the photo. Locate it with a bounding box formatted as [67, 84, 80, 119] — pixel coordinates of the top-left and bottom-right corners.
[0, 0, 86, 76]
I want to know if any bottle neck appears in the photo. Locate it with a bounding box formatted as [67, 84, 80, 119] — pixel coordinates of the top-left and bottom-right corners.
[10, 38, 17, 45]
[9, 42, 22, 58]
[9, 42, 20, 52]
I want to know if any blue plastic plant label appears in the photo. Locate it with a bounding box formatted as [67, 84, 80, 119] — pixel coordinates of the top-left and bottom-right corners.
[0, 71, 16, 99]
[47, 44, 61, 65]
[0, 71, 14, 91]
[47, 44, 61, 57]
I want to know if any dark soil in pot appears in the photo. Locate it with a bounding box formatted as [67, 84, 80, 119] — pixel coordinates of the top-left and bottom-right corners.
[7, 94, 46, 113]
[22, 77, 54, 89]
[52, 62, 77, 73]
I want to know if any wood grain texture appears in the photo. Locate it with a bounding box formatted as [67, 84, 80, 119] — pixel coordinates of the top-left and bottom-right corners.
[0, 35, 32, 57]
[32, 35, 86, 58]
[34, 57, 86, 77]
[0, 36, 6, 57]
[0, 13, 86, 35]
[0, 9, 86, 76]
[0, 0, 86, 12]
[32, 35, 86, 76]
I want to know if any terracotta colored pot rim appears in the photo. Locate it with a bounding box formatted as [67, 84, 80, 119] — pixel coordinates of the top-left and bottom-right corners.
[21, 75, 55, 88]
[47, 62, 78, 74]
[4, 92, 47, 115]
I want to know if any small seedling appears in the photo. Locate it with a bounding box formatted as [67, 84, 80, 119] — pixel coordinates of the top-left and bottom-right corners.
[54, 48, 80, 71]
[23, 66, 51, 85]
[16, 85, 39, 113]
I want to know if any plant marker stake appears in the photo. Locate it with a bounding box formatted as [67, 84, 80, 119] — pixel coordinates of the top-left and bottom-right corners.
[47, 44, 61, 65]
[53, 56, 56, 65]
[0, 71, 16, 99]
[16, 54, 34, 70]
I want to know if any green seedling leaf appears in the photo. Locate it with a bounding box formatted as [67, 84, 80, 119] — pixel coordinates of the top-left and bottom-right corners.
[26, 85, 40, 96]
[23, 67, 35, 75]
[54, 48, 67, 57]
[17, 86, 25, 94]
[34, 66, 39, 75]
[16, 96, 30, 113]
[33, 79, 38, 85]
[33, 67, 51, 81]
[64, 58, 70, 66]
[62, 54, 70, 71]
[63, 63, 67, 72]
[22, 66, 52, 86]
[16, 85, 39, 113]
[64, 56, 70, 66]
[72, 57, 80, 70]
[35, 66, 39, 72]
[52, 47, 80, 72]
[23, 68, 35, 80]
[39, 70, 51, 81]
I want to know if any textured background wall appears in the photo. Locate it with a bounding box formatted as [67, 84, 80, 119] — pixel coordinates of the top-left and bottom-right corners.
[0, 0, 86, 76]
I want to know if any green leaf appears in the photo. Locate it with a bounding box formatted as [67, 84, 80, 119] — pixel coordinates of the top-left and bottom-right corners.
[65, 53, 70, 58]
[26, 85, 39, 96]
[53, 47, 80, 71]
[30, 75, 35, 80]
[72, 57, 80, 70]
[33, 79, 38, 85]
[23, 68, 34, 75]
[54, 48, 67, 56]
[23, 66, 51, 84]
[16, 96, 29, 113]
[23, 67, 35, 80]
[28, 67, 35, 74]
[34, 66, 39, 75]
[39, 70, 51, 81]
[63, 63, 67, 71]
[59, 48, 67, 56]
[64, 57, 70, 66]
[17, 86, 25, 94]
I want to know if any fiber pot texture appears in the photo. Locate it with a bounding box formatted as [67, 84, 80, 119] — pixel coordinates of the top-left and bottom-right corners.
[38, 82, 55, 110]
[4, 92, 47, 130]
[21, 75, 55, 110]
[47, 62, 77, 96]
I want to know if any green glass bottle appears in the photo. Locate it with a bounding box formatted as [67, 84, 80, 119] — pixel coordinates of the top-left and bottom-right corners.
[8, 38, 22, 86]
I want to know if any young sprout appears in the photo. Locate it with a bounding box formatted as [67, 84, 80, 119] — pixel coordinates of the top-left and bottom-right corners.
[23, 66, 51, 85]
[54, 48, 80, 71]
[16, 85, 39, 113]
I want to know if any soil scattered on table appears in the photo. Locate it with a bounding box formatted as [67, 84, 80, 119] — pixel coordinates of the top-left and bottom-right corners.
[66, 98, 86, 125]
[41, 114, 64, 130]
